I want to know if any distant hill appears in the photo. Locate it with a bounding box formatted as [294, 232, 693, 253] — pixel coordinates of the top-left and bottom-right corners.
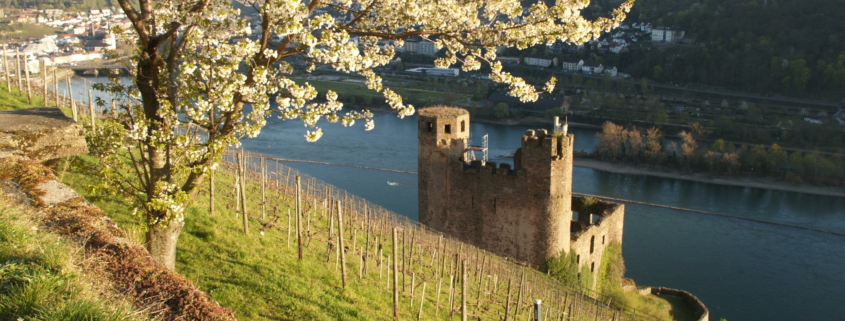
[589, 0, 845, 99]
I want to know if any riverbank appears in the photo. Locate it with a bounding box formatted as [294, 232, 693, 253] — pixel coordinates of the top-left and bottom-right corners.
[460, 115, 604, 129]
[573, 158, 845, 198]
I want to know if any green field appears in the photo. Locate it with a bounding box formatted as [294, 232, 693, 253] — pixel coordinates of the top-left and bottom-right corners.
[297, 77, 469, 107]
[1, 23, 63, 39]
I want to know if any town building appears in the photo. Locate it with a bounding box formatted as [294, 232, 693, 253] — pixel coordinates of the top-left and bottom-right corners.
[651, 26, 685, 43]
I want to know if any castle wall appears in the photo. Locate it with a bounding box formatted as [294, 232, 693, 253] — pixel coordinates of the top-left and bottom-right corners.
[418, 107, 577, 268]
[569, 198, 625, 283]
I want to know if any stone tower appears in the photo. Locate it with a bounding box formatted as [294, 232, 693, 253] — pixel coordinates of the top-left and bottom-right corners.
[417, 107, 471, 230]
[417, 106, 575, 268]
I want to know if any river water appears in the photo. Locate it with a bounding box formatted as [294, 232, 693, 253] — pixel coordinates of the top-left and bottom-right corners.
[66, 77, 845, 321]
[241, 111, 845, 321]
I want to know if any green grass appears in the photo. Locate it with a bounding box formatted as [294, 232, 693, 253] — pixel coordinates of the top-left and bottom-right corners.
[0, 83, 46, 110]
[0, 201, 146, 320]
[297, 77, 468, 106]
[59, 154, 638, 320]
[658, 294, 699, 321]
[1, 23, 64, 39]
[60, 155, 420, 320]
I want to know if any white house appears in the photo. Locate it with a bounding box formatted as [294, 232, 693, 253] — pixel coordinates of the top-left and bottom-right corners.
[581, 62, 604, 74]
[651, 26, 685, 43]
[608, 44, 624, 54]
[405, 67, 459, 77]
[524, 56, 556, 68]
[561, 58, 583, 71]
[604, 66, 618, 77]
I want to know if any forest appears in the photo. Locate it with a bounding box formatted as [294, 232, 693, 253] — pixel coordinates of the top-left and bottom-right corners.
[593, 121, 845, 187]
[594, 0, 845, 99]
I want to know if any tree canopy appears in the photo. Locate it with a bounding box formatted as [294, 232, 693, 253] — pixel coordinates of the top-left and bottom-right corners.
[89, 0, 633, 269]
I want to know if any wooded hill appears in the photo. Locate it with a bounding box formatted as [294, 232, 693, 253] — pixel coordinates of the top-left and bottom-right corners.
[596, 0, 845, 99]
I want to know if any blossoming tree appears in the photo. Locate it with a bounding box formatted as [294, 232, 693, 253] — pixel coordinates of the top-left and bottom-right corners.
[91, 0, 633, 270]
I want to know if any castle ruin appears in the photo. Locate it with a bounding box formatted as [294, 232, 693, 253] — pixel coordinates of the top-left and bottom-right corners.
[417, 106, 624, 276]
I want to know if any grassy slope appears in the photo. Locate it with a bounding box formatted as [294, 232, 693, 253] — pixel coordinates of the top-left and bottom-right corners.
[61, 155, 418, 320]
[0, 201, 146, 320]
[0, 83, 46, 110]
[61, 154, 688, 321]
[0, 86, 682, 320]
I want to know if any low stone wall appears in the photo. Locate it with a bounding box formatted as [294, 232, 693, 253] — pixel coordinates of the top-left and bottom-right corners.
[0, 107, 87, 165]
[648, 286, 710, 321]
[0, 158, 236, 320]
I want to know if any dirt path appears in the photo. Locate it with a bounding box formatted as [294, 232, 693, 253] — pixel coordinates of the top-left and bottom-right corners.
[573, 158, 845, 198]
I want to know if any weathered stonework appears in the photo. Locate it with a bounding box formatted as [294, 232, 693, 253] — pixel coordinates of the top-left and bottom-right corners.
[418, 106, 624, 272]
[570, 197, 625, 282]
[0, 107, 88, 165]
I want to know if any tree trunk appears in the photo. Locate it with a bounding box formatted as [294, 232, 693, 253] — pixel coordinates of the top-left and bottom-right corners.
[146, 219, 185, 271]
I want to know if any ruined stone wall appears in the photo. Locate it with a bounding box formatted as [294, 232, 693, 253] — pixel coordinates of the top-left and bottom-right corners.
[569, 197, 625, 285]
[418, 106, 576, 268]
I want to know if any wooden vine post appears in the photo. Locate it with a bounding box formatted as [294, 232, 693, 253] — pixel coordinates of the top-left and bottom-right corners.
[417, 281, 427, 321]
[296, 175, 303, 260]
[15, 49, 22, 92]
[67, 75, 76, 121]
[461, 258, 467, 321]
[392, 228, 400, 321]
[2, 45, 9, 92]
[238, 152, 249, 235]
[338, 200, 347, 288]
[88, 88, 95, 129]
[41, 60, 47, 103]
[22, 52, 32, 104]
[53, 68, 58, 107]
[260, 157, 266, 220]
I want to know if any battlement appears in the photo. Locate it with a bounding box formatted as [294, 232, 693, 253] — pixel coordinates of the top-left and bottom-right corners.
[461, 160, 516, 176]
[417, 106, 619, 270]
[519, 129, 574, 160]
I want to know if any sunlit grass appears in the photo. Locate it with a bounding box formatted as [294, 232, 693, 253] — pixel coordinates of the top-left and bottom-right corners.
[0, 201, 146, 320]
[0, 83, 46, 110]
[60, 153, 684, 320]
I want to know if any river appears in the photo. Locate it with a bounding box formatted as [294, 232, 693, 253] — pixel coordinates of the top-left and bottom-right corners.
[66, 77, 845, 321]
[242, 110, 845, 321]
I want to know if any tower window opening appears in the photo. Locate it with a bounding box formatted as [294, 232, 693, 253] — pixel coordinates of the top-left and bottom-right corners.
[461, 120, 466, 132]
[427, 122, 433, 132]
[602, 235, 605, 245]
[445, 124, 452, 134]
[576, 255, 580, 264]
[591, 262, 595, 272]
[590, 235, 595, 254]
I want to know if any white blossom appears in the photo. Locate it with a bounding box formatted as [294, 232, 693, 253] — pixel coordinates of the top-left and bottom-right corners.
[92, 0, 633, 229]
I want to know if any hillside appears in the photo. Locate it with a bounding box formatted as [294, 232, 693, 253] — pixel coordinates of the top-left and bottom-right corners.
[597, 0, 845, 98]
[55, 150, 686, 320]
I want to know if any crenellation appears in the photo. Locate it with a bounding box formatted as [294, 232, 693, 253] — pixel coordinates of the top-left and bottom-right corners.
[418, 106, 624, 276]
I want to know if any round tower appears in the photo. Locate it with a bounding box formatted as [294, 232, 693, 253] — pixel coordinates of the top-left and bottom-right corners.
[417, 107, 470, 228]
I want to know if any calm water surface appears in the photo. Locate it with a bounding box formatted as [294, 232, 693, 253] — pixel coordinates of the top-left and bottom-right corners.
[242, 111, 845, 321]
